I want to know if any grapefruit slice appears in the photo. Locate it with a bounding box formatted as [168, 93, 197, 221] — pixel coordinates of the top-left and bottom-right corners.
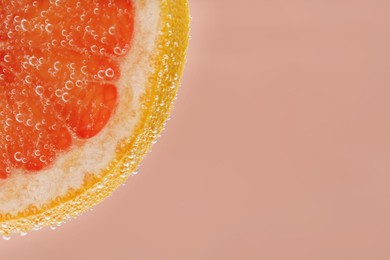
[0, 0, 189, 237]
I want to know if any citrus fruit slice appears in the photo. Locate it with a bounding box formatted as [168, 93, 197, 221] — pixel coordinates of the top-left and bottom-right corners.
[0, 0, 189, 237]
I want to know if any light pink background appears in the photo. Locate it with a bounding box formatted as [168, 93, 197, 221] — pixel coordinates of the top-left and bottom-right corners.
[2, 0, 390, 259]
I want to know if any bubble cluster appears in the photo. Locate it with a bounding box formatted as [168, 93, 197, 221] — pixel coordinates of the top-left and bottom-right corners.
[0, 0, 134, 178]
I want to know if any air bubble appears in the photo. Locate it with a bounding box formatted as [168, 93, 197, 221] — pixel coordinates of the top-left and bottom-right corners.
[75, 80, 83, 87]
[65, 81, 74, 90]
[25, 76, 32, 84]
[53, 61, 60, 71]
[28, 56, 39, 66]
[35, 85, 44, 96]
[114, 47, 122, 55]
[105, 68, 115, 78]
[55, 89, 63, 97]
[97, 70, 105, 79]
[39, 155, 47, 163]
[81, 66, 87, 74]
[90, 45, 98, 53]
[15, 114, 24, 123]
[5, 119, 12, 126]
[62, 92, 70, 102]
[21, 19, 28, 31]
[108, 26, 116, 35]
[14, 152, 22, 162]
[3, 55, 10, 63]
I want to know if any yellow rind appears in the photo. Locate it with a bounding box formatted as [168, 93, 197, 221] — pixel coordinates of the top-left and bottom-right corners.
[0, 0, 190, 236]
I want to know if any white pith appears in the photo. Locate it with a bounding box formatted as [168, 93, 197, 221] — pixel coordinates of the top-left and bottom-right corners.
[0, 0, 160, 215]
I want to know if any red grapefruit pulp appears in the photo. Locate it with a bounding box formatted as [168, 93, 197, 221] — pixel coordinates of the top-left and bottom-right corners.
[0, 0, 134, 177]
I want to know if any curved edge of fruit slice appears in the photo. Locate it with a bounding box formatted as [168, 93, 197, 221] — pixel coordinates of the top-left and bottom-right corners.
[0, 0, 190, 236]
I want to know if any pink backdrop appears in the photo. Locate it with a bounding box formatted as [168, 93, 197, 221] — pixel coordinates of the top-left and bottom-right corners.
[2, 0, 390, 259]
